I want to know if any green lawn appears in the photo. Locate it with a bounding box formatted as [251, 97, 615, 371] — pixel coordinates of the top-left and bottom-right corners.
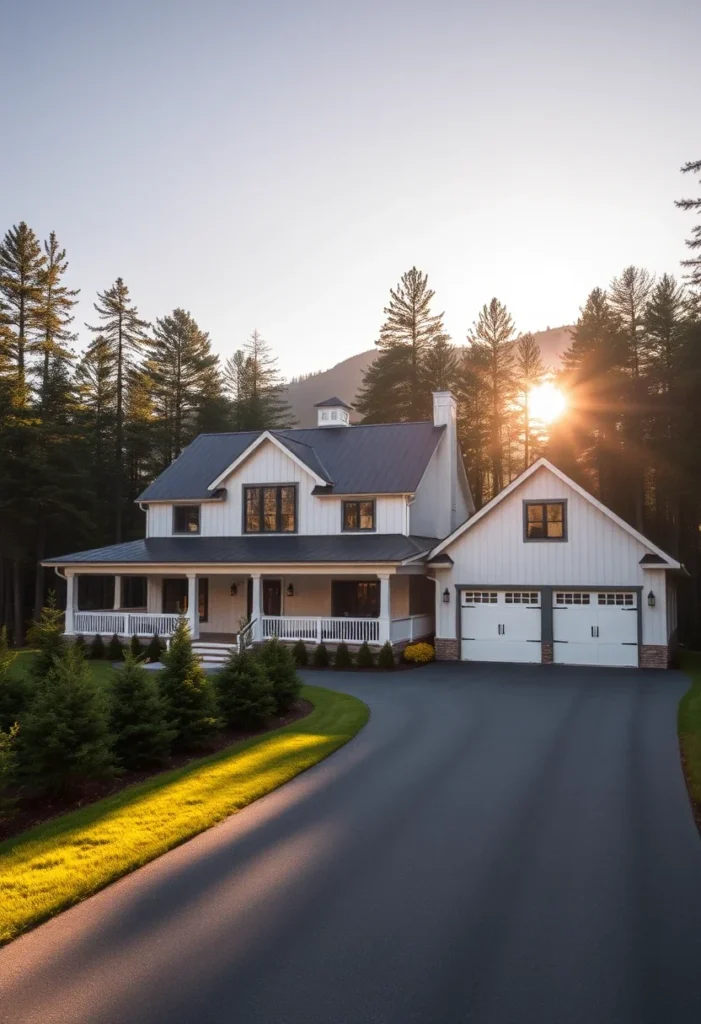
[9, 649, 118, 687]
[679, 651, 701, 812]
[0, 683, 368, 945]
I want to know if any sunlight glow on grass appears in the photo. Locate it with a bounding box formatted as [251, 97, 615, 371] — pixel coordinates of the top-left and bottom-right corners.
[0, 684, 369, 945]
[529, 381, 567, 424]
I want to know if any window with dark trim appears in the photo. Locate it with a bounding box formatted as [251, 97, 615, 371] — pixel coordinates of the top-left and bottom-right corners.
[331, 580, 379, 618]
[173, 505, 200, 534]
[162, 578, 209, 622]
[122, 576, 147, 609]
[342, 500, 375, 531]
[524, 501, 566, 540]
[244, 486, 296, 533]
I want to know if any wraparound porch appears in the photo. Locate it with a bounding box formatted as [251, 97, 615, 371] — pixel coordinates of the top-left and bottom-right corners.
[62, 568, 435, 647]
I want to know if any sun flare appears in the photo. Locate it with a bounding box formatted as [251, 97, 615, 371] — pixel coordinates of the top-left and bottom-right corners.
[528, 381, 567, 424]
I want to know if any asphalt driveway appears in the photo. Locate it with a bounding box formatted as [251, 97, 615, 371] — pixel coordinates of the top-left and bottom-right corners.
[1, 663, 700, 1024]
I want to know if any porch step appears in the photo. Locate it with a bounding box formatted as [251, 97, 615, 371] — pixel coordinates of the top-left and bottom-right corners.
[192, 641, 236, 666]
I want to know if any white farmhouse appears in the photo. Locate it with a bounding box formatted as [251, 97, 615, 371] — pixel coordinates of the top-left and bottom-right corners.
[45, 392, 681, 668]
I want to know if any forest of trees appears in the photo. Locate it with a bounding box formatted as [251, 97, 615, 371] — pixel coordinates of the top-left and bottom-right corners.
[1, 159, 699, 642]
[356, 159, 701, 641]
[0, 237, 293, 641]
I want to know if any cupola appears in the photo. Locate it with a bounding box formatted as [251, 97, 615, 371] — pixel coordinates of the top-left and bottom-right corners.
[314, 397, 352, 427]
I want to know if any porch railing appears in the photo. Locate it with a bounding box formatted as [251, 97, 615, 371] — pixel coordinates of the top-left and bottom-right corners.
[389, 614, 434, 644]
[262, 616, 381, 644]
[73, 612, 180, 637]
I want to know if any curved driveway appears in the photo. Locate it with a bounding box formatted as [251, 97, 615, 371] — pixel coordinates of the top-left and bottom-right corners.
[1, 664, 701, 1023]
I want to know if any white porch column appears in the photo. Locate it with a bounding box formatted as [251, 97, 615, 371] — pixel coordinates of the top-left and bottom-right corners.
[113, 575, 122, 610]
[186, 573, 199, 639]
[378, 573, 390, 645]
[251, 573, 262, 641]
[65, 572, 76, 634]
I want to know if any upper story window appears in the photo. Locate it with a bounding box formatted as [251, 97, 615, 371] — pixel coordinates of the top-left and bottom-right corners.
[173, 505, 200, 534]
[342, 499, 375, 531]
[524, 500, 566, 541]
[244, 485, 297, 533]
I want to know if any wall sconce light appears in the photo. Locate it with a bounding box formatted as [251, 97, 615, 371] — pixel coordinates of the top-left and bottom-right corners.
[230, 583, 237, 597]
[286, 583, 294, 598]
[443, 588, 450, 603]
[647, 590, 655, 608]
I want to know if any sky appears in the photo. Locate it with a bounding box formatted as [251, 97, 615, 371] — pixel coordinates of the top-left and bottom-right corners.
[2, 0, 699, 378]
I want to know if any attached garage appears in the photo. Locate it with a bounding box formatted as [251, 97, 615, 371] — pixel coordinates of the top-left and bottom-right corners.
[460, 590, 541, 663]
[428, 459, 682, 670]
[552, 590, 639, 668]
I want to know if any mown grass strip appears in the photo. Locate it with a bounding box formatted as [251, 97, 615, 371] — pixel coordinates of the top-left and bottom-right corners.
[679, 652, 701, 814]
[0, 684, 368, 944]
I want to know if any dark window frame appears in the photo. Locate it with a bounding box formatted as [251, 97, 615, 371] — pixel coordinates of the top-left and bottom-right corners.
[331, 579, 380, 618]
[121, 576, 148, 609]
[242, 484, 298, 534]
[523, 500, 567, 542]
[172, 504, 201, 535]
[341, 499, 376, 532]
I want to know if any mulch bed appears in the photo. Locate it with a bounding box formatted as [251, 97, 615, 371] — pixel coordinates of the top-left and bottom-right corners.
[0, 698, 313, 844]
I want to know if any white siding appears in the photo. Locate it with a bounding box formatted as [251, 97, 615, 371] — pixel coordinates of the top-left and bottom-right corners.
[147, 505, 172, 537]
[666, 578, 678, 643]
[411, 443, 447, 539]
[148, 440, 407, 537]
[435, 465, 670, 642]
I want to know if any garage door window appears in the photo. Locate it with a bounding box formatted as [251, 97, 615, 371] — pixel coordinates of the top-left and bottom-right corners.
[462, 592, 498, 604]
[505, 592, 539, 604]
[598, 593, 635, 606]
[555, 592, 590, 605]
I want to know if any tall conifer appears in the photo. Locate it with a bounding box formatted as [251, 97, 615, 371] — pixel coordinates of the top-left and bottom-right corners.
[467, 299, 516, 496]
[0, 222, 45, 375]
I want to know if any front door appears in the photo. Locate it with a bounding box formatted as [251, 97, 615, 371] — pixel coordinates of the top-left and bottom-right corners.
[246, 578, 283, 618]
[263, 579, 282, 616]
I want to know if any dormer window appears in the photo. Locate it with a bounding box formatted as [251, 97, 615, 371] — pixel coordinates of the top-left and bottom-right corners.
[244, 485, 297, 533]
[173, 505, 200, 534]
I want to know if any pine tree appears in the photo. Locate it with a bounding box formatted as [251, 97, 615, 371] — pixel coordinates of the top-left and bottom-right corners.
[467, 299, 517, 496]
[19, 643, 115, 790]
[515, 333, 545, 468]
[159, 618, 219, 748]
[256, 637, 301, 711]
[608, 266, 653, 531]
[146, 632, 165, 663]
[32, 232, 79, 408]
[423, 336, 459, 394]
[355, 641, 374, 667]
[86, 278, 149, 541]
[26, 592, 65, 680]
[292, 639, 308, 666]
[107, 633, 124, 661]
[146, 309, 221, 462]
[333, 642, 353, 669]
[312, 642, 330, 668]
[91, 633, 106, 659]
[0, 222, 45, 374]
[0, 625, 29, 732]
[455, 344, 491, 508]
[378, 640, 395, 669]
[356, 267, 450, 423]
[109, 652, 175, 768]
[675, 159, 701, 289]
[224, 330, 293, 430]
[215, 649, 276, 729]
[75, 337, 118, 544]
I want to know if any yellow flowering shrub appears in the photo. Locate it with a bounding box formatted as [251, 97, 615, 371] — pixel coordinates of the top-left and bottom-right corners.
[403, 642, 435, 664]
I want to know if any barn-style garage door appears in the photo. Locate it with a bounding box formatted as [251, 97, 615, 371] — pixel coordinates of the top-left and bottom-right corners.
[460, 590, 541, 663]
[552, 591, 638, 667]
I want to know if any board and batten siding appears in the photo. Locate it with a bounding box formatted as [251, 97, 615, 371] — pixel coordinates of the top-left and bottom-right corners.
[435, 465, 671, 643]
[146, 439, 408, 537]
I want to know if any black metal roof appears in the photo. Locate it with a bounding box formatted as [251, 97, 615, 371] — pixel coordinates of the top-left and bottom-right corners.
[639, 553, 670, 565]
[44, 535, 439, 566]
[314, 396, 352, 409]
[138, 421, 445, 501]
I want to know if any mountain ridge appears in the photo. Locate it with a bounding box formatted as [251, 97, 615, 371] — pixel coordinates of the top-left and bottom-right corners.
[282, 325, 573, 427]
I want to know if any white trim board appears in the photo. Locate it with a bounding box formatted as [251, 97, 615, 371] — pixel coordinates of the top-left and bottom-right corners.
[428, 458, 681, 569]
[207, 431, 330, 491]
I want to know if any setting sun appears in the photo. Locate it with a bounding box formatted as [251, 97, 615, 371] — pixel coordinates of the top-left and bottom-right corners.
[528, 381, 567, 424]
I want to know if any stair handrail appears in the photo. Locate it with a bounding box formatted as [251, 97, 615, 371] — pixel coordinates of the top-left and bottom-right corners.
[237, 617, 256, 653]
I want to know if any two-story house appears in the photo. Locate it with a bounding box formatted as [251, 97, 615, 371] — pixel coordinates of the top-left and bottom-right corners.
[45, 390, 681, 668]
[45, 393, 471, 662]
